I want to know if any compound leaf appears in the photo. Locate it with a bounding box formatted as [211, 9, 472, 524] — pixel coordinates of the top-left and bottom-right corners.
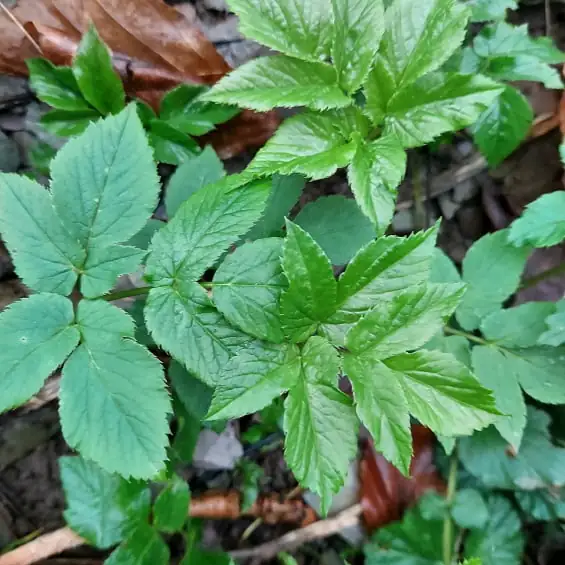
[153, 475, 190, 533]
[0, 294, 79, 412]
[212, 238, 287, 342]
[50, 105, 159, 249]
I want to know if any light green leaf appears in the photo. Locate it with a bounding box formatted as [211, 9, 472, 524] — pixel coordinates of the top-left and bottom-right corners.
[423, 334, 470, 366]
[50, 105, 160, 249]
[467, 0, 517, 22]
[451, 489, 489, 530]
[508, 192, 565, 248]
[331, 0, 384, 92]
[284, 337, 358, 515]
[471, 346, 526, 451]
[247, 112, 357, 180]
[76, 299, 135, 346]
[281, 221, 337, 342]
[60, 456, 150, 548]
[384, 72, 503, 148]
[227, 0, 333, 62]
[40, 108, 100, 136]
[106, 524, 170, 565]
[153, 475, 190, 533]
[169, 361, 213, 421]
[146, 175, 270, 285]
[148, 120, 200, 165]
[205, 56, 350, 111]
[459, 407, 565, 490]
[72, 25, 125, 115]
[144, 281, 252, 386]
[348, 135, 407, 229]
[165, 147, 225, 218]
[456, 230, 530, 330]
[345, 284, 464, 359]
[60, 339, 171, 479]
[464, 496, 524, 565]
[429, 248, 461, 283]
[212, 238, 286, 342]
[27, 58, 91, 112]
[363, 56, 396, 125]
[381, 0, 470, 86]
[0, 174, 85, 294]
[486, 55, 563, 89]
[207, 341, 300, 421]
[539, 300, 565, 346]
[0, 294, 79, 412]
[294, 195, 376, 265]
[472, 85, 533, 167]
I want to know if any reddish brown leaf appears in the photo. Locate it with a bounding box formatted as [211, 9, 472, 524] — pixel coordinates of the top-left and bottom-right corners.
[360, 426, 445, 532]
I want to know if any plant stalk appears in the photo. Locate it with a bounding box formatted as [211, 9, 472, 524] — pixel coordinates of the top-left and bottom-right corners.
[442, 447, 458, 565]
[101, 285, 152, 301]
[443, 326, 489, 346]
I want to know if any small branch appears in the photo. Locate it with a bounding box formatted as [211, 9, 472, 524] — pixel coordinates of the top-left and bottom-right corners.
[442, 448, 458, 565]
[101, 286, 152, 302]
[443, 326, 490, 346]
[229, 504, 363, 562]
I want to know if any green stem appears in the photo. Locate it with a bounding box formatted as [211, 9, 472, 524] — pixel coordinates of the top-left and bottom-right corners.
[443, 326, 490, 346]
[520, 262, 565, 290]
[102, 286, 152, 301]
[442, 447, 458, 565]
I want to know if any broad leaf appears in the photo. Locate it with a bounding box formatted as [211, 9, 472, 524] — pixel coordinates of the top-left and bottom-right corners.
[146, 175, 270, 285]
[0, 294, 79, 412]
[508, 192, 565, 248]
[295, 195, 376, 265]
[348, 135, 407, 229]
[165, 147, 225, 218]
[539, 300, 565, 346]
[72, 25, 125, 115]
[227, 0, 333, 62]
[148, 120, 200, 165]
[429, 248, 461, 284]
[60, 456, 150, 548]
[451, 489, 489, 530]
[331, 0, 384, 92]
[284, 337, 358, 515]
[76, 299, 135, 345]
[153, 475, 190, 533]
[205, 56, 350, 111]
[27, 58, 91, 112]
[467, 0, 517, 22]
[106, 524, 170, 565]
[207, 341, 301, 421]
[384, 72, 502, 148]
[281, 221, 337, 342]
[0, 175, 85, 294]
[246, 112, 357, 180]
[212, 238, 286, 342]
[456, 230, 530, 330]
[60, 338, 171, 479]
[381, 0, 470, 86]
[459, 407, 565, 490]
[472, 85, 533, 167]
[50, 105, 160, 249]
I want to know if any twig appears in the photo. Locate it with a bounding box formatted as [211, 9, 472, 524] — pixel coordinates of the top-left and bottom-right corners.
[0, 1, 43, 56]
[229, 504, 363, 562]
[442, 448, 458, 565]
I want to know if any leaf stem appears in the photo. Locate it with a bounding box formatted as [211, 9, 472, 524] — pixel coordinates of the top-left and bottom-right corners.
[443, 326, 489, 346]
[519, 261, 565, 290]
[102, 286, 152, 301]
[442, 447, 458, 565]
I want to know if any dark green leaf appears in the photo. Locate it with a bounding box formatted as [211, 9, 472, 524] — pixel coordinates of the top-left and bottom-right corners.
[40, 108, 100, 136]
[149, 119, 200, 165]
[169, 361, 213, 421]
[486, 55, 562, 89]
[153, 475, 190, 533]
[238, 459, 264, 512]
[451, 489, 489, 529]
[106, 524, 170, 565]
[515, 489, 565, 522]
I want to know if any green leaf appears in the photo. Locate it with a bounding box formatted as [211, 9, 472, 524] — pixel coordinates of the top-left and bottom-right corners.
[456, 230, 530, 330]
[60, 338, 171, 479]
[0, 175, 85, 294]
[238, 459, 264, 512]
[145, 281, 253, 386]
[284, 337, 358, 515]
[50, 105, 160, 249]
[227, 0, 332, 62]
[106, 524, 170, 565]
[40, 108, 100, 136]
[206, 56, 350, 111]
[0, 294, 79, 412]
[345, 284, 464, 359]
[153, 475, 190, 533]
[464, 496, 524, 565]
[281, 220, 337, 342]
[245, 174, 305, 240]
[508, 192, 565, 248]
[539, 300, 565, 346]
[348, 135, 407, 229]
[381, 0, 470, 86]
[148, 120, 200, 165]
[27, 58, 91, 112]
[424, 334, 471, 366]
[294, 196, 375, 265]
[515, 489, 565, 522]
[247, 112, 357, 180]
[76, 299, 135, 345]
[363, 56, 397, 125]
[486, 55, 563, 89]
[60, 456, 150, 548]
[384, 72, 503, 148]
[459, 407, 565, 490]
[331, 0, 384, 92]
[212, 238, 287, 342]
[169, 361, 213, 421]
[207, 341, 300, 421]
[471, 346, 526, 451]
[430, 248, 461, 284]
[467, 0, 517, 22]
[72, 25, 125, 115]
[165, 147, 225, 218]
[146, 175, 270, 285]
[472, 86, 533, 167]
[451, 489, 489, 530]
[160, 84, 207, 119]
[127, 219, 163, 252]
[171, 395, 201, 465]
